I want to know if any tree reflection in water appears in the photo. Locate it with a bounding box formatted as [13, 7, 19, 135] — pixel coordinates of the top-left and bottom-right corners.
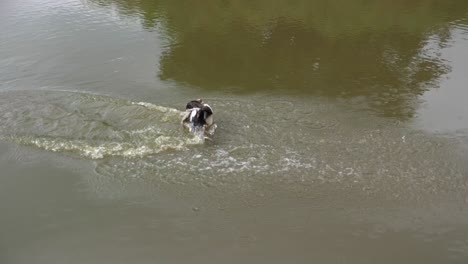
[86, 0, 468, 118]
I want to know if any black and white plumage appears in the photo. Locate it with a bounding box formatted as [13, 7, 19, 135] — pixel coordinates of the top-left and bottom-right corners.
[182, 99, 215, 134]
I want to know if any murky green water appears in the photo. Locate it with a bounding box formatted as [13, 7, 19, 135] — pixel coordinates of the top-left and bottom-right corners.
[1, 0, 468, 263]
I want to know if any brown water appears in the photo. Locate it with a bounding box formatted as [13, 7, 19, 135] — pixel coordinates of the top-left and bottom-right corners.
[1, 0, 468, 263]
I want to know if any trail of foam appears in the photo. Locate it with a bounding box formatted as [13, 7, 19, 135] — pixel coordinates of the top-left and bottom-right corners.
[132, 101, 185, 121]
[133, 101, 181, 114]
[0, 90, 205, 158]
[13, 134, 204, 159]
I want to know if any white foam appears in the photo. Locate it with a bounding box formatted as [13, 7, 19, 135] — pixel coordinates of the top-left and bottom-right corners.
[13, 135, 202, 159]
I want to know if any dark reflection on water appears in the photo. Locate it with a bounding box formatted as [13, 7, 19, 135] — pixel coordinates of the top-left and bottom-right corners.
[88, 0, 468, 118]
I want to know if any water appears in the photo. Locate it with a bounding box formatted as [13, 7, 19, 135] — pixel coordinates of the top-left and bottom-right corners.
[1, 0, 468, 263]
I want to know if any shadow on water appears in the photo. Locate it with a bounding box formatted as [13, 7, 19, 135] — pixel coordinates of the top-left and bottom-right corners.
[86, 0, 468, 119]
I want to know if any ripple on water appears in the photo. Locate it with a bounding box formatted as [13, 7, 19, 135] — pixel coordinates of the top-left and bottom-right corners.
[0, 90, 204, 159]
[1, 90, 467, 201]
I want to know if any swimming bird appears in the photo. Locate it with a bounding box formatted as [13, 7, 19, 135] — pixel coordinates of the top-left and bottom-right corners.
[181, 99, 215, 134]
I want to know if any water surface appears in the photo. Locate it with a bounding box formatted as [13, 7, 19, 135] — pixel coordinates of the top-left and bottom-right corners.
[1, 0, 468, 263]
